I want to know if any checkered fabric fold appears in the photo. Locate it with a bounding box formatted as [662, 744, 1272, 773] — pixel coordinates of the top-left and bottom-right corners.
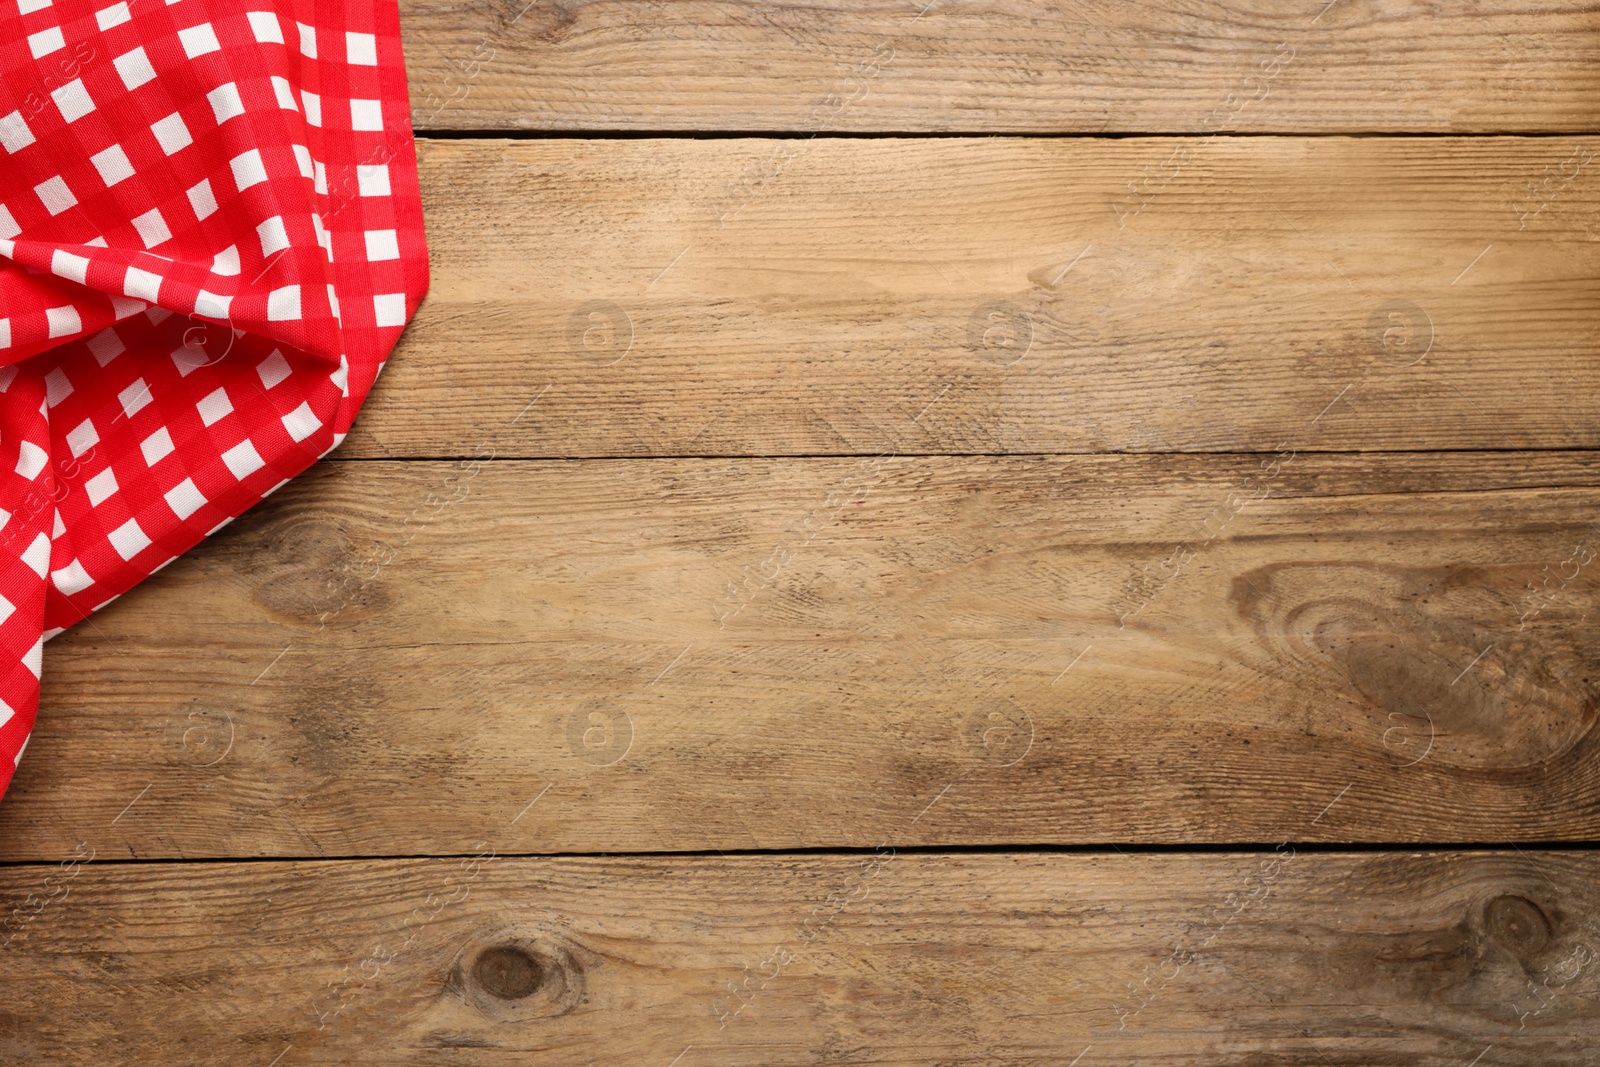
[0, 0, 428, 799]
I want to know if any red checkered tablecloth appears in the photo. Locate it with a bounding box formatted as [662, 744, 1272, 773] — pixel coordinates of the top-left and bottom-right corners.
[0, 0, 428, 799]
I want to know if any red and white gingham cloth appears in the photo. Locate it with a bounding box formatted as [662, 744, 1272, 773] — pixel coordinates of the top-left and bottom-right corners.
[0, 0, 427, 799]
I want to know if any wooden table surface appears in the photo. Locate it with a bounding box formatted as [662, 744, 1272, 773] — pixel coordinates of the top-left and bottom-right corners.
[4, 1, 1600, 1063]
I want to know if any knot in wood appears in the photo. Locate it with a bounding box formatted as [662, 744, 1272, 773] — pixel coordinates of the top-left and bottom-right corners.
[1485, 894, 1552, 956]
[471, 944, 544, 1000]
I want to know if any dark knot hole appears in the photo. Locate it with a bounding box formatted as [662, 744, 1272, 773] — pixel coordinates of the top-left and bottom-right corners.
[1486, 894, 1553, 956]
[471, 944, 544, 1000]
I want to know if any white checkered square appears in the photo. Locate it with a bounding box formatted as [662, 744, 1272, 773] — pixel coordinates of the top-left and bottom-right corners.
[257, 350, 291, 388]
[51, 560, 92, 596]
[151, 113, 193, 155]
[196, 387, 233, 426]
[87, 329, 123, 365]
[96, 1, 130, 29]
[258, 215, 290, 256]
[222, 439, 265, 479]
[208, 83, 245, 124]
[141, 426, 175, 465]
[114, 47, 157, 90]
[51, 249, 89, 284]
[346, 31, 377, 65]
[15, 441, 47, 479]
[273, 76, 299, 111]
[65, 418, 98, 457]
[350, 99, 382, 131]
[178, 23, 221, 59]
[247, 10, 283, 43]
[131, 207, 170, 248]
[282, 400, 320, 442]
[373, 293, 406, 327]
[107, 519, 152, 561]
[44, 367, 72, 406]
[46, 305, 81, 338]
[364, 229, 398, 261]
[267, 285, 301, 320]
[85, 467, 118, 506]
[124, 266, 162, 302]
[165, 477, 206, 519]
[35, 176, 76, 215]
[187, 178, 217, 219]
[90, 144, 135, 187]
[118, 377, 153, 417]
[0, 111, 35, 153]
[21, 533, 49, 578]
[52, 80, 95, 123]
[28, 26, 64, 59]
[194, 289, 231, 319]
[231, 150, 268, 191]
[357, 164, 389, 196]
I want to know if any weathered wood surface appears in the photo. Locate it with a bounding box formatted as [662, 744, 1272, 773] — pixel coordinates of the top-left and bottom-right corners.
[2, 851, 1597, 1064]
[399, 0, 1600, 133]
[6, 1, 1594, 1055]
[3, 452, 1597, 860]
[342, 136, 1600, 459]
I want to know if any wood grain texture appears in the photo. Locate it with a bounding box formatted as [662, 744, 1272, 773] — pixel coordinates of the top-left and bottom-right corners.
[2, 851, 1598, 1064]
[399, 0, 1600, 133]
[4, 452, 1598, 860]
[7, 1, 1594, 1052]
[344, 136, 1600, 459]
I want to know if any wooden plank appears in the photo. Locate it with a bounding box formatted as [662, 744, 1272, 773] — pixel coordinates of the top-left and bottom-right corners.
[344, 137, 1600, 459]
[1, 851, 1597, 1063]
[5, 452, 1600, 859]
[399, 0, 1600, 133]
